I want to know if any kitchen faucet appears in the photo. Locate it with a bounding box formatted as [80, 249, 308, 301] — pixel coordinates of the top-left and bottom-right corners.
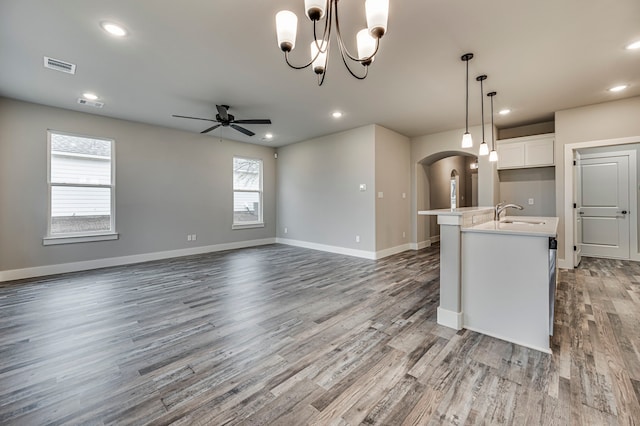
[495, 202, 524, 220]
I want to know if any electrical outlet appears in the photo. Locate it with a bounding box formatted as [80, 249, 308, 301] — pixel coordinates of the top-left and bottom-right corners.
[402, 231, 406, 238]
[355, 235, 360, 243]
[378, 192, 383, 198]
[359, 184, 366, 191]
[402, 193, 406, 199]
[284, 227, 288, 234]
[187, 234, 192, 241]
[192, 234, 197, 241]
[528, 198, 534, 205]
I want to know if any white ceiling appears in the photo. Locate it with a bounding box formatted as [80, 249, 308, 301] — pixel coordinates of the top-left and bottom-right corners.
[1, 0, 639, 147]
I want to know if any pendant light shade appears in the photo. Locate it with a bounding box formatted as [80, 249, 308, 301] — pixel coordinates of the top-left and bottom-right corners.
[365, 0, 389, 38]
[357, 29, 377, 64]
[479, 142, 489, 156]
[310, 41, 328, 74]
[276, 11, 298, 52]
[488, 91, 499, 162]
[476, 74, 487, 155]
[461, 53, 474, 148]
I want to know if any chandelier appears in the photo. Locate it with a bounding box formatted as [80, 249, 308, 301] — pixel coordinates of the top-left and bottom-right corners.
[275, 0, 389, 86]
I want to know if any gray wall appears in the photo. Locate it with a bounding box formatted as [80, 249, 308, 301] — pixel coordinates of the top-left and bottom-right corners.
[0, 97, 276, 271]
[555, 96, 640, 264]
[426, 155, 475, 238]
[374, 125, 411, 251]
[276, 125, 376, 251]
[498, 121, 555, 140]
[411, 125, 496, 246]
[498, 167, 556, 217]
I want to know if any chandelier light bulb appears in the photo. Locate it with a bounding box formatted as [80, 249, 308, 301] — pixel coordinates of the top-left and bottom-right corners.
[276, 10, 298, 52]
[365, 0, 389, 38]
[357, 29, 376, 64]
[311, 41, 327, 74]
[305, 0, 326, 20]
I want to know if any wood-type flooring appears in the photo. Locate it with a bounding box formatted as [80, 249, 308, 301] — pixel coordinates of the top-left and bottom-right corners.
[1, 244, 639, 425]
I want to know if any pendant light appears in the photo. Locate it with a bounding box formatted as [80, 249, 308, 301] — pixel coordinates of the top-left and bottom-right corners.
[488, 91, 499, 162]
[476, 74, 488, 155]
[460, 53, 474, 148]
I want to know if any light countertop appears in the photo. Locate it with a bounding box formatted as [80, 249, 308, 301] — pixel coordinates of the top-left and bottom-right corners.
[418, 207, 494, 216]
[462, 216, 559, 237]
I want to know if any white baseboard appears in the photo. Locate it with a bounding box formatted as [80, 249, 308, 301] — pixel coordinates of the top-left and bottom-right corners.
[276, 238, 377, 260]
[557, 257, 572, 269]
[409, 240, 431, 250]
[430, 235, 440, 244]
[375, 243, 412, 259]
[0, 238, 276, 282]
[437, 306, 463, 330]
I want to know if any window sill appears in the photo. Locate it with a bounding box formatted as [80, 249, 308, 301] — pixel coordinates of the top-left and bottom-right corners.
[232, 223, 265, 230]
[43, 233, 119, 246]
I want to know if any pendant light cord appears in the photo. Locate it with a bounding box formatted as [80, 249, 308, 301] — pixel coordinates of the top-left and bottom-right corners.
[465, 60, 469, 132]
[480, 78, 485, 142]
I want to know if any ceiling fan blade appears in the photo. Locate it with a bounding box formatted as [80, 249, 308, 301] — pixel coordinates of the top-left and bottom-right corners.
[233, 119, 272, 124]
[172, 114, 217, 122]
[216, 105, 229, 121]
[201, 124, 222, 134]
[230, 124, 255, 136]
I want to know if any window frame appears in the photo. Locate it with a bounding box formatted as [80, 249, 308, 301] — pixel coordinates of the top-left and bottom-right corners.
[232, 156, 264, 230]
[43, 130, 118, 245]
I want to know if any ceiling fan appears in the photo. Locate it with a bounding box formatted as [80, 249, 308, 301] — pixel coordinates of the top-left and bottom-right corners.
[172, 105, 271, 136]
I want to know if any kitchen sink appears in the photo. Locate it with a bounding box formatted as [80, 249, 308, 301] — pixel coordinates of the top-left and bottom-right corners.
[500, 219, 546, 225]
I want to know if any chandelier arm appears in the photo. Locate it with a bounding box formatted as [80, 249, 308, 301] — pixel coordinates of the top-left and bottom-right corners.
[284, 51, 314, 70]
[339, 47, 369, 80]
[312, 5, 331, 53]
[333, 0, 380, 63]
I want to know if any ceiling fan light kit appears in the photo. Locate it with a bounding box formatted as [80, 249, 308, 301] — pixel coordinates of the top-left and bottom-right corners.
[172, 105, 271, 137]
[275, 0, 389, 85]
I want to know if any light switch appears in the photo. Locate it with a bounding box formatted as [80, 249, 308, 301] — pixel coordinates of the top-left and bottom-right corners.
[378, 192, 384, 198]
[359, 184, 366, 191]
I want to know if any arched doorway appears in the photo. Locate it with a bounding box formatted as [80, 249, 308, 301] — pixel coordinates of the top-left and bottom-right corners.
[416, 151, 478, 244]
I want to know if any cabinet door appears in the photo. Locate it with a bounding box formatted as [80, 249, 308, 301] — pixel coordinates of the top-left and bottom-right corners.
[525, 138, 554, 166]
[497, 142, 525, 169]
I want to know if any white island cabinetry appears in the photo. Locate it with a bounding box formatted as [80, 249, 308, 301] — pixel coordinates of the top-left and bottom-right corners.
[461, 217, 558, 353]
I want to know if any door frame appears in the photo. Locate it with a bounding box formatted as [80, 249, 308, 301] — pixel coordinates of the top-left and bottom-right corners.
[563, 137, 639, 268]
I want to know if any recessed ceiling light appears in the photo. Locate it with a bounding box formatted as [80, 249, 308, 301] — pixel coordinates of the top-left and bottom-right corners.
[625, 40, 640, 50]
[498, 109, 511, 115]
[609, 85, 628, 92]
[332, 111, 343, 118]
[100, 21, 127, 37]
[82, 92, 99, 100]
[265, 133, 273, 139]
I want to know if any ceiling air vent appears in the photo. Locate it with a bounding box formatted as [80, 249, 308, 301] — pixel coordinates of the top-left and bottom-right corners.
[77, 98, 104, 108]
[44, 56, 76, 74]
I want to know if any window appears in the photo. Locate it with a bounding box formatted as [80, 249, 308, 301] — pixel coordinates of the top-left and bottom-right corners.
[233, 157, 263, 229]
[44, 131, 117, 244]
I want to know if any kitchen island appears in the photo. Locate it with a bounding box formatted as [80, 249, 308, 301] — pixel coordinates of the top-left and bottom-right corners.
[462, 216, 559, 353]
[418, 208, 558, 353]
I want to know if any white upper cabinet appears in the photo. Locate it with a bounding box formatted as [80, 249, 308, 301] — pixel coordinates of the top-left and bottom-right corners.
[497, 134, 554, 169]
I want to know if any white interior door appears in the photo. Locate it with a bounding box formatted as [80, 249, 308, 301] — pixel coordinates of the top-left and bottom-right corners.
[573, 151, 582, 267]
[579, 155, 630, 259]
